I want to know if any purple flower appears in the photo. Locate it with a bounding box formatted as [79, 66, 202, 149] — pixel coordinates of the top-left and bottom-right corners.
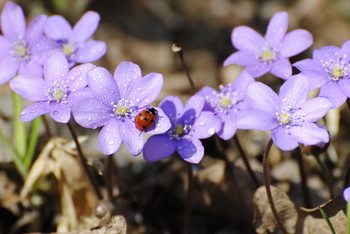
[44, 11, 106, 67]
[344, 187, 350, 202]
[236, 74, 332, 151]
[10, 52, 95, 123]
[294, 41, 350, 108]
[197, 70, 254, 140]
[224, 11, 313, 79]
[143, 95, 221, 164]
[0, 2, 58, 84]
[72, 61, 171, 156]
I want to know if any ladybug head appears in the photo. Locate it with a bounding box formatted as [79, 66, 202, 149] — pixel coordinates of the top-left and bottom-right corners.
[146, 107, 158, 115]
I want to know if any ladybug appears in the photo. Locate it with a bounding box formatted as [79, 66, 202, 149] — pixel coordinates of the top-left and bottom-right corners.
[135, 107, 158, 131]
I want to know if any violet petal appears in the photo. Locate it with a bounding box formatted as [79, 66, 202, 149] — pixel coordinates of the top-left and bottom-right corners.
[271, 126, 299, 151]
[70, 11, 100, 43]
[44, 15, 72, 40]
[88, 67, 120, 105]
[10, 74, 47, 101]
[143, 135, 176, 161]
[280, 29, 313, 57]
[178, 137, 204, 164]
[98, 119, 122, 155]
[75, 40, 106, 63]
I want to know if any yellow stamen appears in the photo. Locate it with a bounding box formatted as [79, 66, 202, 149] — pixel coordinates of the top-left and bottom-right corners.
[220, 97, 231, 107]
[332, 66, 343, 79]
[117, 106, 128, 116]
[280, 112, 290, 124]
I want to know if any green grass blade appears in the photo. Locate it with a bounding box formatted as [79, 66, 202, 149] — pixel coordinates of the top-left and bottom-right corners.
[347, 201, 350, 234]
[319, 207, 336, 234]
[24, 116, 41, 169]
[12, 91, 27, 158]
[0, 130, 27, 178]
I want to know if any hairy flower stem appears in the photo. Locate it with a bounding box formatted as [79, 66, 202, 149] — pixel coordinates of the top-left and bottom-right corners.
[42, 115, 52, 139]
[105, 155, 114, 200]
[344, 99, 350, 189]
[182, 163, 194, 234]
[173, 45, 196, 92]
[67, 122, 103, 200]
[233, 135, 260, 188]
[296, 147, 312, 208]
[213, 135, 235, 181]
[314, 152, 334, 199]
[263, 139, 288, 234]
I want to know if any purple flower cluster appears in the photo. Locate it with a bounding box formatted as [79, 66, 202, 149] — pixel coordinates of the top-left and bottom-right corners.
[224, 11, 312, 79]
[294, 41, 350, 108]
[0, 2, 105, 85]
[44, 11, 106, 67]
[143, 95, 221, 163]
[236, 75, 331, 151]
[6, 4, 341, 162]
[72, 62, 170, 156]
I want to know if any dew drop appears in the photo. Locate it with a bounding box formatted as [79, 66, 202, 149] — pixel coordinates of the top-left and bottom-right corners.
[29, 109, 35, 114]
[207, 128, 215, 135]
[52, 110, 58, 115]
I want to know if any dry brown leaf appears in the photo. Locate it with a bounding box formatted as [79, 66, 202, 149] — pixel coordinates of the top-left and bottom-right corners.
[0, 171, 20, 214]
[42, 215, 127, 234]
[20, 137, 101, 232]
[253, 185, 346, 234]
[254, 186, 298, 234]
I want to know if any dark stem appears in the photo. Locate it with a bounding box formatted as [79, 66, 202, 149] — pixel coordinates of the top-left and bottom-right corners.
[263, 139, 288, 234]
[182, 163, 194, 234]
[174, 45, 196, 92]
[213, 135, 235, 182]
[233, 134, 260, 188]
[296, 147, 312, 208]
[344, 153, 350, 189]
[314, 152, 334, 199]
[344, 98, 350, 189]
[105, 155, 114, 200]
[42, 115, 52, 139]
[66, 122, 103, 200]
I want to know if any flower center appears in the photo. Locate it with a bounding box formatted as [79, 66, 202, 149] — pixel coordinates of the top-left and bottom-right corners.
[45, 81, 70, 103]
[11, 40, 30, 62]
[257, 43, 278, 64]
[207, 84, 239, 114]
[57, 39, 76, 58]
[276, 100, 306, 133]
[321, 53, 350, 81]
[111, 99, 137, 120]
[220, 96, 232, 107]
[279, 112, 291, 125]
[169, 123, 191, 140]
[332, 65, 343, 79]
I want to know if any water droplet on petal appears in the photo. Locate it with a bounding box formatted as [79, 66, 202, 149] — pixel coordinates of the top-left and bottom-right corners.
[109, 140, 114, 145]
[29, 109, 35, 114]
[52, 111, 58, 115]
[207, 128, 215, 135]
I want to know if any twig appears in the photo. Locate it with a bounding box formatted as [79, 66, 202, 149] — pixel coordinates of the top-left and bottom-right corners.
[296, 147, 312, 208]
[233, 135, 260, 188]
[172, 44, 196, 92]
[182, 163, 194, 234]
[263, 139, 288, 234]
[67, 122, 103, 200]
